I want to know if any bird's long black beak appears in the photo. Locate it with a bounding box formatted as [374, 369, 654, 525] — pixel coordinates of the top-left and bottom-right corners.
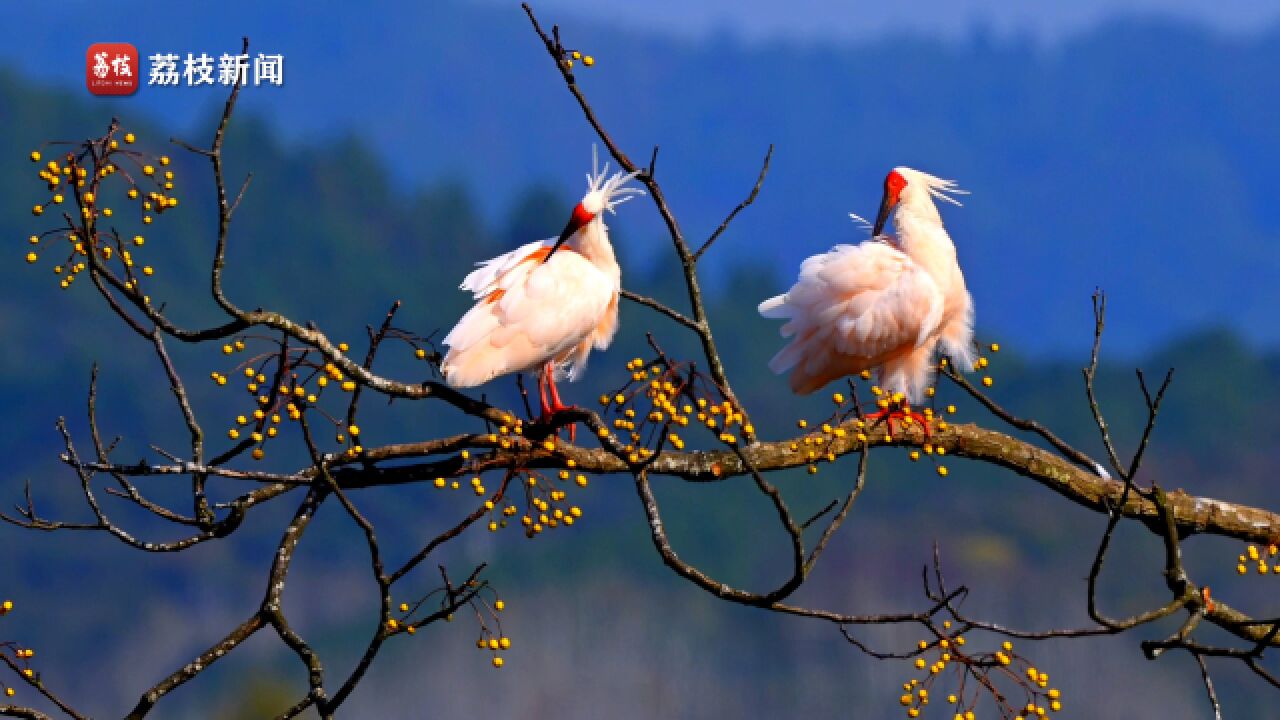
[544, 204, 594, 264]
[544, 217, 578, 263]
[871, 188, 894, 238]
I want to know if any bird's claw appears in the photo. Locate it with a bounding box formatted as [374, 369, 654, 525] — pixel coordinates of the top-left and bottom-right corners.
[537, 402, 579, 443]
[862, 404, 932, 439]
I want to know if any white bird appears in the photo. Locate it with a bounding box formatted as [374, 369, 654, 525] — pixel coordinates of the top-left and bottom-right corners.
[441, 152, 644, 428]
[759, 166, 975, 422]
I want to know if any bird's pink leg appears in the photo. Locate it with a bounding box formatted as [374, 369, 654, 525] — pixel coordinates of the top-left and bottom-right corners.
[540, 363, 577, 443]
[547, 373, 567, 412]
[537, 371, 553, 418]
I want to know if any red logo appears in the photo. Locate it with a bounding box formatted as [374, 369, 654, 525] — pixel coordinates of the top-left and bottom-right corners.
[87, 43, 139, 96]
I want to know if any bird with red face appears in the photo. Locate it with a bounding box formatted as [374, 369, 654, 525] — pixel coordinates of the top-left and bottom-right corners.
[441, 152, 644, 429]
[759, 167, 975, 426]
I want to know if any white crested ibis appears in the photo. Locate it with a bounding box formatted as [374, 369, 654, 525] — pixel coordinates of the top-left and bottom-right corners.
[759, 166, 975, 428]
[441, 152, 644, 432]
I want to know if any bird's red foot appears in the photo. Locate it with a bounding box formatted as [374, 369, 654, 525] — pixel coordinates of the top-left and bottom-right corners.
[862, 404, 932, 438]
[538, 400, 580, 443]
[538, 367, 579, 443]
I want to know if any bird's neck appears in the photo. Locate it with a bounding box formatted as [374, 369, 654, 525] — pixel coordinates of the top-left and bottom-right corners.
[898, 189, 943, 227]
[569, 219, 620, 280]
[893, 198, 957, 279]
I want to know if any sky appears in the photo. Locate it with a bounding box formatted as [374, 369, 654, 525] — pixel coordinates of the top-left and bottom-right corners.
[486, 0, 1280, 42]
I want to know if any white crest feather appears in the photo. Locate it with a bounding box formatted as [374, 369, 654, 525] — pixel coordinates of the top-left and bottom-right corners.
[895, 167, 969, 207]
[921, 173, 969, 207]
[583, 144, 645, 214]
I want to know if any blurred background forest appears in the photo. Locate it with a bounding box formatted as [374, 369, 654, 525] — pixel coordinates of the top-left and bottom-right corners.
[0, 1, 1278, 717]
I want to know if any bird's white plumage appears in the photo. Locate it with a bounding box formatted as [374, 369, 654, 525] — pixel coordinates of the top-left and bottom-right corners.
[440, 151, 641, 390]
[760, 166, 974, 401]
[441, 241, 617, 387]
[760, 241, 945, 400]
[457, 239, 548, 301]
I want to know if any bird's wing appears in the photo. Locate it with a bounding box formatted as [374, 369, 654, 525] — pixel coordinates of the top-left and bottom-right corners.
[442, 244, 615, 387]
[458, 239, 551, 300]
[487, 249, 615, 356]
[759, 241, 944, 375]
